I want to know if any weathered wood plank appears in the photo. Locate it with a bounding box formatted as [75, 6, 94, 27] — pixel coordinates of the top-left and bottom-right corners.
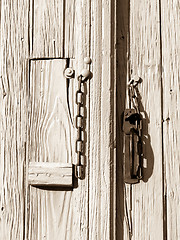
[30, 0, 75, 58]
[28, 59, 73, 163]
[29, 60, 70, 157]
[27, 59, 75, 239]
[129, 1, 163, 239]
[0, 0, 29, 239]
[161, 0, 180, 238]
[89, 0, 103, 238]
[89, 0, 116, 239]
[28, 187, 74, 239]
[71, 0, 91, 238]
[117, 0, 164, 239]
[64, 0, 76, 58]
[101, 1, 116, 239]
[28, 162, 73, 186]
[116, 1, 130, 239]
[31, 0, 63, 57]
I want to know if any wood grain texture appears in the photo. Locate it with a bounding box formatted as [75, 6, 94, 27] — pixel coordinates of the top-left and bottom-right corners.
[90, 0, 116, 239]
[161, 0, 180, 238]
[116, 1, 130, 239]
[31, 0, 64, 57]
[27, 59, 76, 239]
[28, 59, 73, 164]
[129, 1, 163, 239]
[30, 0, 75, 58]
[0, 0, 115, 238]
[28, 187, 74, 239]
[28, 162, 73, 186]
[0, 1, 29, 239]
[117, 0, 164, 239]
[28, 0, 92, 237]
[71, 0, 91, 238]
[64, 0, 76, 58]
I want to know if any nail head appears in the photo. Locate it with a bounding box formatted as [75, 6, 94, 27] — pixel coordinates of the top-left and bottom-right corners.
[84, 57, 91, 64]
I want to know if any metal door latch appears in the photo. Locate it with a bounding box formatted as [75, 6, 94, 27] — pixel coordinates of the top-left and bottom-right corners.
[123, 109, 143, 184]
[64, 57, 92, 180]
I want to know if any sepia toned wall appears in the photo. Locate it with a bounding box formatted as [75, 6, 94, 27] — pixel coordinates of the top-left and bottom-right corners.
[116, 0, 180, 239]
[0, 0, 115, 239]
[0, 0, 179, 239]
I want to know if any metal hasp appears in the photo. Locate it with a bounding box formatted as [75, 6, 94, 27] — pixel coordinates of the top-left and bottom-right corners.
[123, 108, 143, 184]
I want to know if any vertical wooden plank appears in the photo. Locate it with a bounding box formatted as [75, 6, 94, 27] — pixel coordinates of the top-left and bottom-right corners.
[101, 1, 116, 239]
[64, 0, 75, 58]
[73, 0, 91, 238]
[28, 0, 91, 238]
[27, 59, 75, 239]
[30, 0, 75, 58]
[89, 1, 102, 238]
[28, 60, 73, 164]
[90, 0, 116, 239]
[161, 0, 180, 238]
[31, 0, 64, 58]
[116, 1, 130, 239]
[123, 0, 163, 239]
[0, 0, 29, 239]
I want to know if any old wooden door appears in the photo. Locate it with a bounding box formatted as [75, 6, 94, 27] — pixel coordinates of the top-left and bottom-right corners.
[0, 0, 115, 239]
[117, 0, 180, 239]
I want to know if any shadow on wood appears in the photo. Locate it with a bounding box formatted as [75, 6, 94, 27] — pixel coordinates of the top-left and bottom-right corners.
[136, 88, 154, 183]
[116, 1, 155, 238]
[116, 0, 130, 239]
[30, 186, 73, 192]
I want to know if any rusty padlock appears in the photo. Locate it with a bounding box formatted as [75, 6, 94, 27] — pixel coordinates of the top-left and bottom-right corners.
[123, 109, 142, 184]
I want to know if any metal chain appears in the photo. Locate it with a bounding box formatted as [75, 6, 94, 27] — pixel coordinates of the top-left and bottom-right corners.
[75, 75, 84, 179]
[128, 79, 140, 112]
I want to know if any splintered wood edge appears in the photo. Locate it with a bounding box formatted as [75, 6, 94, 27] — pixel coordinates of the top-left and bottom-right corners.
[28, 162, 73, 187]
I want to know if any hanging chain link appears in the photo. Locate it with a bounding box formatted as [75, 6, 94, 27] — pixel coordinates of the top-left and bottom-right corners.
[75, 75, 84, 179]
[128, 79, 140, 112]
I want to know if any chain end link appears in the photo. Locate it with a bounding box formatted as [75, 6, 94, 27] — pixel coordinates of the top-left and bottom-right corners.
[75, 165, 84, 179]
